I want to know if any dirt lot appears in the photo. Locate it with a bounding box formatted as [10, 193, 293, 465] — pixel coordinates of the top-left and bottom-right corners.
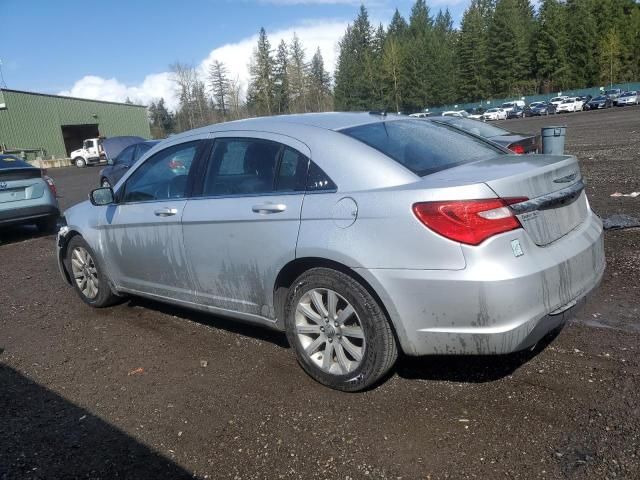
[1, 107, 639, 479]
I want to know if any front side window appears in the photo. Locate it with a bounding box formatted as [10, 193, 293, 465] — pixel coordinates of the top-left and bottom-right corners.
[121, 141, 199, 203]
[202, 138, 308, 196]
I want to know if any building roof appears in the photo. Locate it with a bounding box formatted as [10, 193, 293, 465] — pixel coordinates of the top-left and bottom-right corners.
[0, 88, 147, 108]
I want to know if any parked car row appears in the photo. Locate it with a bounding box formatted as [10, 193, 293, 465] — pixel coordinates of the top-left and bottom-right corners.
[439, 89, 638, 122]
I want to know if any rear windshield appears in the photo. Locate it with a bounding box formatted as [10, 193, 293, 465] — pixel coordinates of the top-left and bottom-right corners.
[435, 117, 509, 138]
[0, 155, 34, 169]
[341, 119, 503, 177]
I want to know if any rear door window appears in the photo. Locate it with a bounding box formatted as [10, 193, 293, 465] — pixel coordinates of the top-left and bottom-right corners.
[116, 145, 136, 166]
[341, 120, 503, 176]
[201, 139, 309, 196]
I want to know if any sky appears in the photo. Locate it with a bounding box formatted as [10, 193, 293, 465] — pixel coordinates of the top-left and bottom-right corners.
[1, 0, 471, 111]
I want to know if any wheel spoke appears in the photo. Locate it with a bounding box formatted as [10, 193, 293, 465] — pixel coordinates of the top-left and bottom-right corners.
[341, 337, 363, 362]
[341, 326, 364, 339]
[335, 343, 350, 374]
[305, 335, 325, 356]
[322, 341, 334, 371]
[327, 290, 338, 319]
[310, 290, 328, 317]
[296, 324, 321, 335]
[72, 249, 84, 266]
[297, 303, 322, 324]
[336, 305, 355, 325]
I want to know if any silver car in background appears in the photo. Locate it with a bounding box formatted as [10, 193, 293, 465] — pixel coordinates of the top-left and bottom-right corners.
[0, 155, 59, 232]
[617, 91, 639, 106]
[56, 113, 604, 391]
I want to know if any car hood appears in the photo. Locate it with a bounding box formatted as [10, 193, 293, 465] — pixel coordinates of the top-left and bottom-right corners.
[102, 136, 146, 161]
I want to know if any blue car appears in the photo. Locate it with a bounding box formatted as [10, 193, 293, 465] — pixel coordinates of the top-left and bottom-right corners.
[0, 155, 59, 232]
[98, 138, 160, 188]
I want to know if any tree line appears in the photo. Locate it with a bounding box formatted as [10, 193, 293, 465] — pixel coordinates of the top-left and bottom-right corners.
[149, 0, 640, 137]
[335, 0, 640, 112]
[148, 29, 333, 138]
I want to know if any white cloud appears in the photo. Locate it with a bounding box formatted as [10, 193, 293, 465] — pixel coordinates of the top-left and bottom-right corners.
[60, 19, 348, 112]
[59, 72, 179, 110]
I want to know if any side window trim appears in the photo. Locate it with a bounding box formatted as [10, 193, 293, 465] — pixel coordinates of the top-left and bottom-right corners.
[117, 139, 207, 205]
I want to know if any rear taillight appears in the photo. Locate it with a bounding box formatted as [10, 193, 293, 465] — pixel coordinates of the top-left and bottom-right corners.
[43, 175, 57, 197]
[412, 197, 528, 246]
[508, 143, 525, 154]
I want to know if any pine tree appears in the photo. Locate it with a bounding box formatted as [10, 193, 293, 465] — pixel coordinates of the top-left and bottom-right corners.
[599, 28, 622, 88]
[566, 0, 599, 88]
[247, 28, 275, 116]
[289, 33, 308, 113]
[273, 40, 290, 114]
[404, 0, 434, 109]
[431, 9, 457, 105]
[535, 0, 570, 93]
[334, 5, 375, 110]
[308, 48, 332, 111]
[387, 9, 408, 38]
[208, 60, 231, 118]
[457, 1, 490, 101]
[381, 36, 405, 112]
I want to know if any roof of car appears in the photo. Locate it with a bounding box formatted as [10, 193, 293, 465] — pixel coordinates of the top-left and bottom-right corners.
[170, 112, 406, 141]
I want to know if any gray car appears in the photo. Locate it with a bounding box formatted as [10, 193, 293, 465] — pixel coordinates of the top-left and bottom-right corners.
[56, 113, 605, 391]
[0, 155, 59, 232]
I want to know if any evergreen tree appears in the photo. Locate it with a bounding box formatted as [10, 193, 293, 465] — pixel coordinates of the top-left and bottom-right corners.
[381, 36, 405, 112]
[247, 28, 275, 116]
[535, 0, 570, 93]
[431, 9, 457, 105]
[387, 9, 408, 38]
[457, 1, 490, 101]
[208, 60, 231, 118]
[273, 40, 290, 114]
[289, 33, 308, 113]
[566, 0, 599, 88]
[308, 48, 332, 111]
[599, 28, 623, 87]
[404, 0, 434, 109]
[334, 5, 375, 110]
[488, 0, 531, 96]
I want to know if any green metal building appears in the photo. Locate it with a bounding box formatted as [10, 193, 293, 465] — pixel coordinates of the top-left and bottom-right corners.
[0, 88, 150, 160]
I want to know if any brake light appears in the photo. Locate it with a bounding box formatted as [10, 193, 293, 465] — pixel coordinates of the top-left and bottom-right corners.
[43, 175, 57, 197]
[412, 197, 528, 246]
[508, 143, 525, 154]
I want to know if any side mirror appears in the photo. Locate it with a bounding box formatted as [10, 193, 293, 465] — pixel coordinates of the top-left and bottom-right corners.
[89, 187, 115, 206]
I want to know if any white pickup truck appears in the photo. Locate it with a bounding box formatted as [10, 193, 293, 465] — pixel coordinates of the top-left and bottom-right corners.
[71, 138, 106, 168]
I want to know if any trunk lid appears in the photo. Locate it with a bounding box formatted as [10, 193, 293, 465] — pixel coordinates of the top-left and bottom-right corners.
[422, 154, 589, 246]
[0, 168, 45, 204]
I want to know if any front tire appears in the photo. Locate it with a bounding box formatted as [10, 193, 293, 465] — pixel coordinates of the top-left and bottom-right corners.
[284, 268, 398, 392]
[64, 236, 120, 307]
[74, 157, 86, 168]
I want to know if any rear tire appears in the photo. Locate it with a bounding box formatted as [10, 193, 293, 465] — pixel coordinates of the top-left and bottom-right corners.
[74, 157, 86, 168]
[64, 235, 120, 308]
[36, 215, 58, 234]
[284, 268, 398, 392]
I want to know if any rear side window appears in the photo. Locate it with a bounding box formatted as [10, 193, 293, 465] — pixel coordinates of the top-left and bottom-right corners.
[0, 155, 32, 169]
[116, 145, 136, 165]
[341, 120, 503, 177]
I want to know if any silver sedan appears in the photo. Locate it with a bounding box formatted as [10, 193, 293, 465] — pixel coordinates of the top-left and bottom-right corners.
[56, 113, 604, 391]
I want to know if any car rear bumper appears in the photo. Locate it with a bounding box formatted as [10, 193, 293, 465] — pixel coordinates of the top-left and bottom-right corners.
[0, 204, 59, 226]
[357, 211, 605, 356]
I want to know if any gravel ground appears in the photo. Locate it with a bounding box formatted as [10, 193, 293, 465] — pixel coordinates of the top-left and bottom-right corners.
[1, 106, 639, 479]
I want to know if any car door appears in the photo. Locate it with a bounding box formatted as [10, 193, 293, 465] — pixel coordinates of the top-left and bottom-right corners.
[100, 136, 206, 302]
[181, 132, 310, 321]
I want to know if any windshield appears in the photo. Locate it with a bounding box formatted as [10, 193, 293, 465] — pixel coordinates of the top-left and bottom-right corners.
[593, 96, 606, 101]
[436, 117, 509, 138]
[562, 99, 574, 103]
[551, 97, 563, 102]
[620, 91, 636, 97]
[530, 102, 543, 107]
[501, 102, 514, 108]
[341, 119, 503, 177]
[605, 90, 619, 95]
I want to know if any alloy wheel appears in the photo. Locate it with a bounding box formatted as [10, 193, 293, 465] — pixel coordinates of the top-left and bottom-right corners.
[70, 246, 99, 299]
[295, 288, 366, 375]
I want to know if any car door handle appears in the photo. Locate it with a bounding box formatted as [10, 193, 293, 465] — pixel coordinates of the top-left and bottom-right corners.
[154, 207, 178, 217]
[252, 203, 287, 214]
